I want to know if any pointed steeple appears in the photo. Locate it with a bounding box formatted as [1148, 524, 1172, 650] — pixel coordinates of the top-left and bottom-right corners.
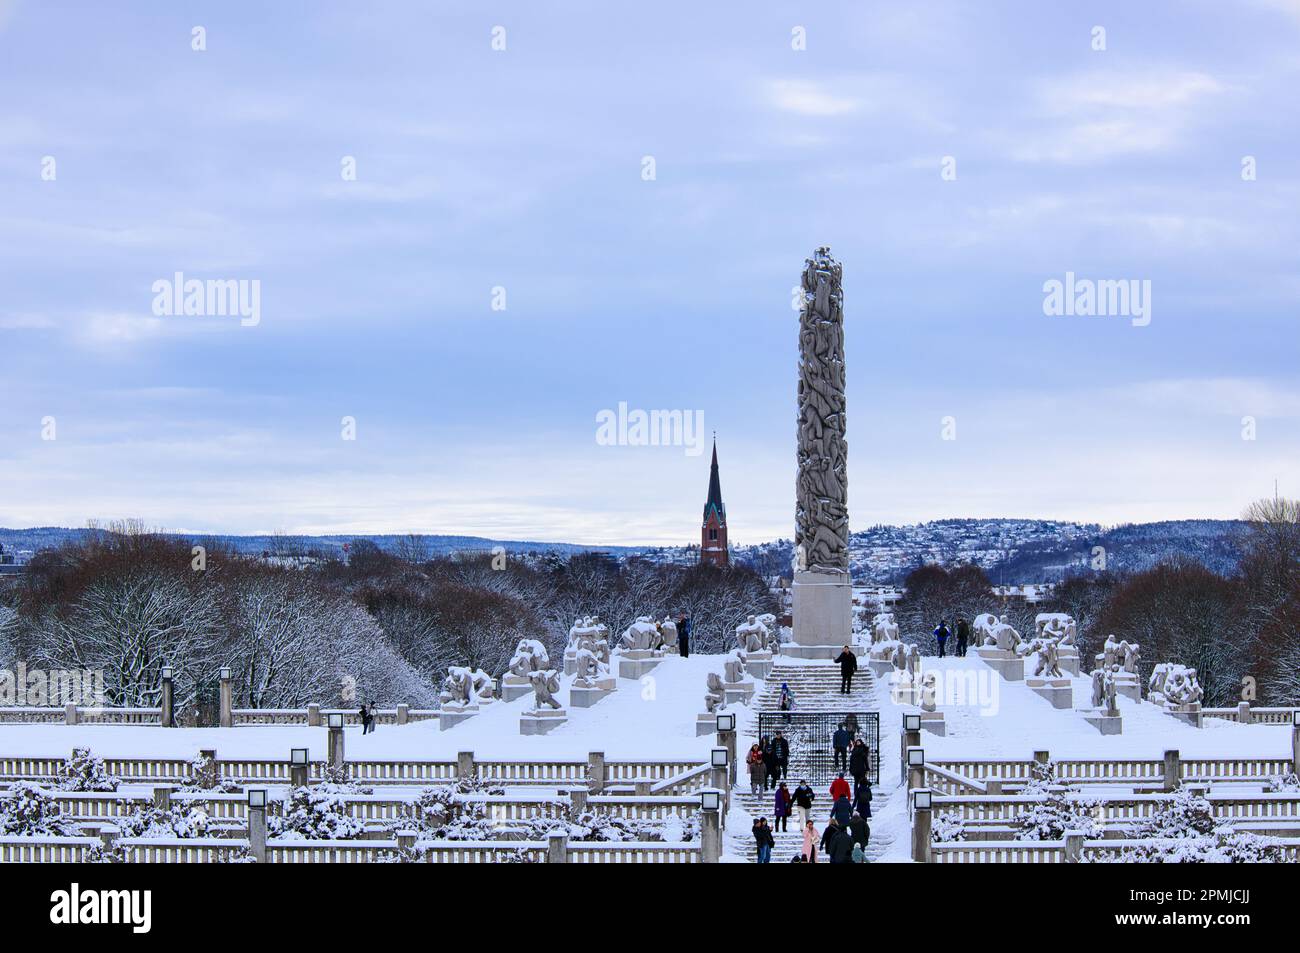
[700, 434, 729, 566]
[702, 435, 725, 524]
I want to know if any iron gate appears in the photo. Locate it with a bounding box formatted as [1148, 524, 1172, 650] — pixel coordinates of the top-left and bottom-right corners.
[757, 711, 880, 786]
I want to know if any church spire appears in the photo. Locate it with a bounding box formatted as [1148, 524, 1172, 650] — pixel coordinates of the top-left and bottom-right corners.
[700, 434, 729, 566]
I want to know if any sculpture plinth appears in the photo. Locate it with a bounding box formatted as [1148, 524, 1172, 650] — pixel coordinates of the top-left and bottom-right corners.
[789, 247, 853, 658]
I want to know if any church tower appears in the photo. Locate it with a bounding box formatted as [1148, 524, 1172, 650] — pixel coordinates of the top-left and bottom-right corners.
[700, 437, 729, 566]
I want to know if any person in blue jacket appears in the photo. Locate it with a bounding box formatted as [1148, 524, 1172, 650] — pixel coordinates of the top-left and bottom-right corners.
[933, 620, 951, 658]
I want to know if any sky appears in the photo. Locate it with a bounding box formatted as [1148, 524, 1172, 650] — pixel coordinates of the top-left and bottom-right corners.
[1, 0, 1298, 546]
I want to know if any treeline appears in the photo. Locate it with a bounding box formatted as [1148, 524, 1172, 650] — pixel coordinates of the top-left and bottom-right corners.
[892, 498, 1300, 706]
[0, 533, 776, 712]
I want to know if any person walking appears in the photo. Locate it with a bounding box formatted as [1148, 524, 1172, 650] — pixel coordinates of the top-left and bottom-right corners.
[848, 811, 870, 851]
[851, 843, 866, 864]
[832, 722, 851, 773]
[848, 738, 871, 790]
[801, 818, 820, 863]
[833, 645, 858, 694]
[746, 743, 766, 796]
[753, 816, 775, 864]
[831, 792, 853, 827]
[773, 781, 792, 832]
[770, 730, 790, 782]
[777, 683, 796, 723]
[955, 615, 970, 658]
[829, 771, 851, 804]
[677, 613, 691, 658]
[792, 779, 815, 830]
[826, 823, 855, 864]
[933, 620, 951, 659]
[762, 736, 779, 790]
[853, 778, 873, 820]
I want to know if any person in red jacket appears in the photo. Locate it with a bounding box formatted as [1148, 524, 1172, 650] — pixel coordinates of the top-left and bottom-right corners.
[829, 771, 851, 804]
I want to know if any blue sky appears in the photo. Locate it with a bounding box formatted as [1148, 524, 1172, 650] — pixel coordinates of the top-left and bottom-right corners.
[1, 0, 1297, 545]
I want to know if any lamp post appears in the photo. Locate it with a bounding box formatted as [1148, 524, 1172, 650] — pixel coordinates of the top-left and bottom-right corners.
[327, 712, 345, 770]
[247, 788, 268, 863]
[290, 747, 309, 788]
[1292, 710, 1300, 776]
[709, 747, 729, 816]
[218, 666, 233, 728]
[910, 787, 932, 863]
[906, 746, 925, 791]
[715, 713, 737, 786]
[160, 665, 174, 727]
[699, 789, 722, 863]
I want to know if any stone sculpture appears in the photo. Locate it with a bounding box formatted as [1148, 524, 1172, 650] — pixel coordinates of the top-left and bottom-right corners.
[973, 613, 1001, 647]
[658, 616, 679, 654]
[527, 669, 562, 711]
[440, 666, 494, 708]
[508, 638, 550, 678]
[794, 247, 850, 575]
[619, 616, 659, 652]
[736, 615, 768, 653]
[1149, 663, 1203, 708]
[723, 648, 748, 684]
[1035, 613, 1077, 646]
[1024, 638, 1062, 679]
[704, 673, 726, 713]
[871, 612, 899, 645]
[573, 646, 610, 687]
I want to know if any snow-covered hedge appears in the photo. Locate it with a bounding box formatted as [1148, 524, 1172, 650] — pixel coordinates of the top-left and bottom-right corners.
[0, 782, 77, 836]
[270, 784, 366, 840]
[56, 748, 119, 792]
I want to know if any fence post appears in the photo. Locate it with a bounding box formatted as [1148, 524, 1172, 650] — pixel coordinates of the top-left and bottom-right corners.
[1291, 717, 1300, 776]
[247, 790, 267, 863]
[985, 778, 1002, 795]
[218, 667, 233, 728]
[396, 703, 409, 726]
[1064, 830, 1084, 863]
[307, 703, 321, 727]
[901, 716, 921, 779]
[910, 789, 932, 863]
[588, 751, 606, 793]
[717, 727, 737, 786]
[326, 714, 345, 770]
[1033, 750, 1050, 768]
[457, 751, 476, 780]
[906, 746, 924, 791]
[570, 788, 588, 814]
[290, 748, 309, 788]
[96, 824, 120, 853]
[396, 829, 416, 853]
[64, 703, 78, 726]
[546, 831, 569, 864]
[1162, 749, 1180, 791]
[1237, 701, 1251, 725]
[160, 667, 174, 727]
[152, 785, 173, 810]
[700, 801, 721, 863]
[634, 780, 652, 796]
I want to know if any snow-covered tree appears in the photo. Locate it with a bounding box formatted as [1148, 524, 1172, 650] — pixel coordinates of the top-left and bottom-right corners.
[0, 782, 77, 836]
[269, 785, 365, 840]
[57, 748, 119, 792]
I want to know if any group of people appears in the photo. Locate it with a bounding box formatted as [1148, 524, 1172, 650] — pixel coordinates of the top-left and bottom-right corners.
[746, 732, 790, 793]
[653, 613, 693, 657]
[752, 770, 873, 863]
[357, 703, 377, 734]
[931, 616, 970, 658]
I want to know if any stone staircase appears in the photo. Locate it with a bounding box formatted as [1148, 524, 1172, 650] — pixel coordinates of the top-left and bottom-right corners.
[737, 659, 896, 862]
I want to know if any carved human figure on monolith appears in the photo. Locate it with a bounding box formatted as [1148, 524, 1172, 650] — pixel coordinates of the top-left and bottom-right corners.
[527, 670, 562, 711]
[704, 673, 726, 713]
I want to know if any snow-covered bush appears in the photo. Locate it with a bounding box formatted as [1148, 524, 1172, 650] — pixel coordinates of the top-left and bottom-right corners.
[931, 813, 968, 843]
[1133, 788, 1214, 839]
[1266, 773, 1300, 793]
[1016, 788, 1102, 840]
[270, 784, 365, 840]
[57, 748, 119, 792]
[408, 779, 504, 840]
[117, 804, 213, 839]
[318, 765, 373, 793]
[0, 782, 77, 836]
[1105, 831, 1283, 864]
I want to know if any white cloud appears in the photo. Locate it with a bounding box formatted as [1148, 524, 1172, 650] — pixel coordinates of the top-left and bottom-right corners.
[767, 79, 859, 117]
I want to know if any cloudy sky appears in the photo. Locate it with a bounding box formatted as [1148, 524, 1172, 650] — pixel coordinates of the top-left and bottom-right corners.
[1, 0, 1297, 545]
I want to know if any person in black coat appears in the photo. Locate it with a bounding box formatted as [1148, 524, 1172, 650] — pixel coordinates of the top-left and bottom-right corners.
[752, 817, 776, 864]
[823, 823, 855, 864]
[955, 616, 970, 658]
[762, 738, 779, 790]
[853, 779, 873, 819]
[848, 812, 870, 850]
[848, 739, 871, 789]
[769, 731, 790, 781]
[831, 794, 853, 826]
[677, 613, 691, 658]
[833, 645, 858, 694]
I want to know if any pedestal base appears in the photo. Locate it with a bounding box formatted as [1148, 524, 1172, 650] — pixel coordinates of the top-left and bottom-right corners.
[1027, 678, 1073, 710]
[563, 649, 577, 677]
[438, 704, 479, 731]
[724, 681, 756, 705]
[520, 709, 567, 735]
[570, 682, 616, 708]
[1084, 713, 1123, 735]
[919, 711, 946, 736]
[618, 650, 662, 680]
[1114, 675, 1141, 703]
[868, 658, 893, 677]
[501, 675, 532, 703]
[696, 713, 720, 737]
[1166, 705, 1203, 729]
[791, 569, 852, 655]
[977, 648, 1024, 681]
[1058, 647, 1080, 677]
[744, 651, 773, 680]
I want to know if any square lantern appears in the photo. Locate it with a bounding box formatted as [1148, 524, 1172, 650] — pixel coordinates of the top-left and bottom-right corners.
[903, 714, 921, 732]
[710, 747, 728, 768]
[906, 747, 925, 768]
[219, 666, 231, 680]
[160, 665, 173, 681]
[716, 713, 736, 732]
[913, 789, 932, 811]
[1292, 709, 1300, 728]
[247, 788, 267, 809]
[327, 713, 344, 729]
[290, 748, 309, 766]
[700, 789, 722, 812]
